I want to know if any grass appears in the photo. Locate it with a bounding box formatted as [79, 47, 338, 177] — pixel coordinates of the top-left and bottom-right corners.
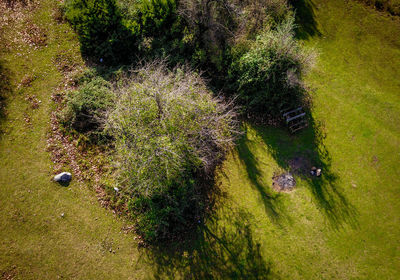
[0, 1, 149, 279]
[0, 0, 399, 279]
[355, 0, 400, 16]
[216, 0, 400, 278]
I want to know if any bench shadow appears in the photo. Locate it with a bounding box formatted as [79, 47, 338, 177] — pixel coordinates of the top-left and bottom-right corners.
[289, 0, 321, 40]
[240, 115, 357, 230]
[235, 127, 290, 227]
[143, 206, 279, 280]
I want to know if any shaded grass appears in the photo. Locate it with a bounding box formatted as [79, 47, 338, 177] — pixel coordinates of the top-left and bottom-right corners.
[289, 0, 321, 40]
[356, 0, 400, 16]
[237, 119, 358, 230]
[0, 60, 11, 128]
[236, 128, 289, 227]
[144, 207, 278, 279]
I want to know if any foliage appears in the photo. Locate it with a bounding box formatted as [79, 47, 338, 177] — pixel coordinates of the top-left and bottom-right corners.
[174, 0, 314, 117]
[64, 0, 136, 64]
[106, 62, 238, 242]
[120, 0, 191, 64]
[176, 0, 291, 68]
[64, 0, 314, 118]
[60, 76, 113, 140]
[228, 17, 315, 117]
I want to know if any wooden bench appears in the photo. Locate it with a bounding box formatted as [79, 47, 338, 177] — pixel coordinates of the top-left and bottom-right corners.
[281, 107, 308, 133]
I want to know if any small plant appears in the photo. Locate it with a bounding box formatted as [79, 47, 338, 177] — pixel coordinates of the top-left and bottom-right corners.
[60, 76, 113, 140]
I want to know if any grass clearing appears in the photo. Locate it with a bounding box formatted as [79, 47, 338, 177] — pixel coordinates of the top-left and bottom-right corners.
[216, 0, 400, 278]
[0, 0, 399, 279]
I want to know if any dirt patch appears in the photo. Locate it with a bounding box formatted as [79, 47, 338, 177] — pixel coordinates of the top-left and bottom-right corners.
[287, 156, 311, 175]
[371, 155, 379, 168]
[25, 94, 40, 109]
[272, 173, 296, 192]
[19, 74, 36, 88]
[1, 265, 17, 280]
[54, 52, 80, 73]
[21, 20, 47, 48]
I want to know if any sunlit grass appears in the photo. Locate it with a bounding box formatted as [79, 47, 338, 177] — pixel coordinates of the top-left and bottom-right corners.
[217, 0, 400, 278]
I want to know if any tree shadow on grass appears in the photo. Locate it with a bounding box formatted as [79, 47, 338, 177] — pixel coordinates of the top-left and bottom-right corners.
[0, 60, 11, 137]
[143, 207, 279, 280]
[235, 128, 290, 227]
[240, 115, 357, 230]
[289, 0, 321, 40]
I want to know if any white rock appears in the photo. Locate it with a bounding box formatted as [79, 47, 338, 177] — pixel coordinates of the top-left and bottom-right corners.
[54, 172, 72, 182]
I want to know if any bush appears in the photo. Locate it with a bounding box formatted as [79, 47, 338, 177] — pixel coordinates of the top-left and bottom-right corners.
[60, 76, 113, 140]
[65, 0, 137, 64]
[228, 17, 315, 117]
[119, 0, 191, 64]
[106, 62, 238, 242]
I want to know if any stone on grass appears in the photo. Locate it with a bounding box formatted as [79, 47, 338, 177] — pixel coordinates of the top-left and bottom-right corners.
[54, 172, 72, 183]
[310, 166, 316, 176]
[273, 173, 296, 192]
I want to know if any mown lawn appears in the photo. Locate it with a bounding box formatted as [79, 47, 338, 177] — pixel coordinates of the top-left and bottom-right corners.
[0, 0, 399, 279]
[0, 1, 150, 279]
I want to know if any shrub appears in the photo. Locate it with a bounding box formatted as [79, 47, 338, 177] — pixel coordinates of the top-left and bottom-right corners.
[106, 62, 238, 242]
[228, 17, 315, 117]
[119, 0, 191, 64]
[65, 0, 137, 64]
[176, 0, 291, 68]
[60, 76, 113, 140]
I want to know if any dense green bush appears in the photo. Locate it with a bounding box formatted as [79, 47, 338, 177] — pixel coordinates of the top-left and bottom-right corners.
[65, 0, 137, 64]
[176, 0, 292, 68]
[120, 0, 191, 64]
[60, 76, 113, 140]
[228, 18, 315, 117]
[106, 62, 237, 242]
[64, 0, 313, 119]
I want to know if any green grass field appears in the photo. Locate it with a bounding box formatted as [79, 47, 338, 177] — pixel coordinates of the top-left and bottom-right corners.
[0, 0, 399, 279]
